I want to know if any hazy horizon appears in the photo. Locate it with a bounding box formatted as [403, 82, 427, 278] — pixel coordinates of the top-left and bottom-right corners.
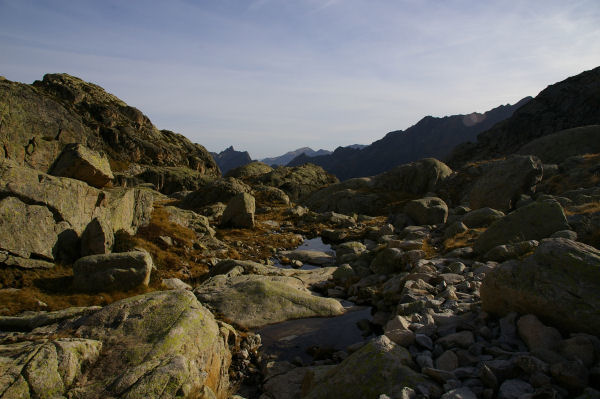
[2, 0, 599, 158]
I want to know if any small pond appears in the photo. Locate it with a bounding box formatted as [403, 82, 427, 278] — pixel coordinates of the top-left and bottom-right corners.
[256, 305, 373, 363]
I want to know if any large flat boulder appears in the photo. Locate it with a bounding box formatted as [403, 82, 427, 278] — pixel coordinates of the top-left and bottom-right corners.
[278, 249, 335, 266]
[208, 259, 338, 288]
[304, 335, 441, 399]
[225, 161, 273, 178]
[473, 200, 570, 254]
[194, 268, 344, 329]
[73, 251, 153, 292]
[468, 155, 543, 212]
[49, 143, 114, 188]
[481, 238, 600, 335]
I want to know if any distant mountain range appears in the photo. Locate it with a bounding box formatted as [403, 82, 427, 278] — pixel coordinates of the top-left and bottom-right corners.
[287, 99, 530, 180]
[260, 147, 332, 166]
[210, 146, 252, 174]
[448, 65, 600, 167]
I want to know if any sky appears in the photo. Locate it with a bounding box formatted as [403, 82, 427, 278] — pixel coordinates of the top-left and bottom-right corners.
[1, 1, 599, 159]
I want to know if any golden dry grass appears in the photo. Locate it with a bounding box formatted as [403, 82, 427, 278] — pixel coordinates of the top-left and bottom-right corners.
[565, 201, 600, 216]
[442, 228, 485, 253]
[116, 204, 212, 284]
[0, 263, 151, 316]
[0, 196, 392, 316]
[421, 239, 437, 259]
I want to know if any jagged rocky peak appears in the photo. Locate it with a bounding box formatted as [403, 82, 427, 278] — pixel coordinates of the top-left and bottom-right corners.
[210, 145, 252, 174]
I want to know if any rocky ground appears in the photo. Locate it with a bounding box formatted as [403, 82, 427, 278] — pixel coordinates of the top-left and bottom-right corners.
[1, 72, 599, 399]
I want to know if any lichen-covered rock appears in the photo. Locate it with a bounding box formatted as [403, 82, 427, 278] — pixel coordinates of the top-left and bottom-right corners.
[336, 241, 367, 263]
[0, 196, 65, 261]
[194, 273, 344, 329]
[251, 163, 339, 203]
[180, 177, 252, 210]
[481, 238, 600, 334]
[161, 278, 192, 291]
[304, 335, 440, 399]
[0, 159, 103, 235]
[69, 290, 232, 398]
[220, 192, 256, 229]
[0, 291, 233, 398]
[36, 74, 220, 175]
[252, 185, 290, 205]
[0, 74, 219, 180]
[473, 200, 569, 254]
[0, 253, 55, 269]
[49, 143, 114, 188]
[0, 76, 95, 172]
[468, 155, 543, 212]
[73, 251, 153, 292]
[373, 158, 452, 193]
[102, 187, 154, 235]
[404, 197, 448, 225]
[0, 306, 100, 332]
[0, 338, 102, 399]
[460, 207, 505, 228]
